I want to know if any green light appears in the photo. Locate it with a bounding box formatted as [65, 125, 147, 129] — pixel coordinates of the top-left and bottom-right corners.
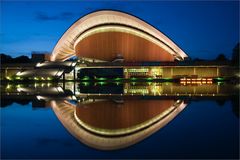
[163, 78, 172, 81]
[82, 82, 90, 86]
[130, 77, 137, 81]
[114, 77, 122, 81]
[98, 81, 106, 85]
[147, 77, 153, 81]
[96, 77, 107, 81]
[216, 77, 224, 81]
[82, 76, 90, 81]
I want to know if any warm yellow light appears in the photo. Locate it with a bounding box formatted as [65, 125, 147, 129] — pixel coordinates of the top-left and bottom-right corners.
[6, 85, 11, 89]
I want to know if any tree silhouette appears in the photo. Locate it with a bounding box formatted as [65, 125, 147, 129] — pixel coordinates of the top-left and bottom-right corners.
[216, 53, 227, 61]
[0, 53, 31, 64]
[232, 42, 239, 65]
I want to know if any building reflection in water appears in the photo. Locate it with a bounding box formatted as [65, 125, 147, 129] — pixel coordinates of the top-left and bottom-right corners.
[51, 98, 187, 150]
[1, 82, 239, 150]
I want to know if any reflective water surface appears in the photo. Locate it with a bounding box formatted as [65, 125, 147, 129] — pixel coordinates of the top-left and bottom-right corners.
[1, 82, 239, 159]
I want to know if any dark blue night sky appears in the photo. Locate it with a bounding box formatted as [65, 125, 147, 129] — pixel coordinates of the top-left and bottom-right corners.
[1, 1, 239, 59]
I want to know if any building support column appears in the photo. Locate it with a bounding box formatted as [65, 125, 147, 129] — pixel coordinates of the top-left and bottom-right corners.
[217, 67, 219, 77]
[62, 72, 65, 90]
[73, 69, 76, 80]
[63, 72, 65, 81]
[171, 67, 173, 78]
[5, 68, 7, 78]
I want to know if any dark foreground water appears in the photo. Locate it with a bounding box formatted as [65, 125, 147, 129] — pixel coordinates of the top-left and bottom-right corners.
[1, 82, 239, 159]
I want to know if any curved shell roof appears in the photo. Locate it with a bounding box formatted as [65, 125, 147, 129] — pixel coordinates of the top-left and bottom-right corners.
[51, 99, 187, 150]
[51, 10, 188, 61]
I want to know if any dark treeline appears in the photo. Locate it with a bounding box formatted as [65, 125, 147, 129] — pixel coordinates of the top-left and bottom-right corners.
[0, 54, 32, 64]
[192, 43, 239, 65]
[232, 42, 239, 65]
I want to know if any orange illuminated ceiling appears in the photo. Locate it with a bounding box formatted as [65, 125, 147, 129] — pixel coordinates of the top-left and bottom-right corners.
[76, 99, 175, 130]
[75, 31, 175, 62]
